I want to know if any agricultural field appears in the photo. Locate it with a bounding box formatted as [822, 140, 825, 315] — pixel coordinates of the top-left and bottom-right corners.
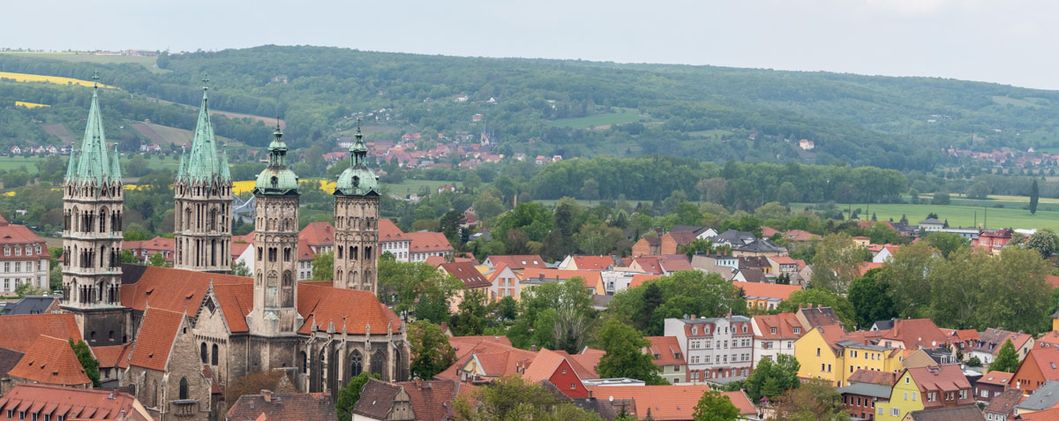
[386, 179, 462, 197]
[798, 202, 1059, 232]
[0, 156, 45, 174]
[130, 122, 243, 148]
[547, 110, 644, 129]
[14, 101, 48, 109]
[0, 52, 164, 74]
[0, 71, 114, 88]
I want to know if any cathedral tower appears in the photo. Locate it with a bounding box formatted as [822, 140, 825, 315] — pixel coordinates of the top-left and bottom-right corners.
[332, 122, 380, 293]
[246, 125, 302, 336]
[174, 78, 233, 273]
[62, 78, 126, 344]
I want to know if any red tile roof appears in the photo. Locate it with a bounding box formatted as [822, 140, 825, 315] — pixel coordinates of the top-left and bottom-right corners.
[406, 232, 454, 253]
[769, 255, 798, 265]
[0, 313, 82, 353]
[977, 370, 1014, 387]
[522, 349, 574, 383]
[906, 365, 970, 393]
[752, 312, 805, 340]
[521, 268, 604, 292]
[0, 384, 150, 421]
[553, 349, 603, 379]
[1021, 407, 1059, 421]
[485, 255, 547, 270]
[882, 318, 950, 349]
[645, 336, 684, 367]
[569, 256, 614, 271]
[629, 274, 662, 288]
[123, 235, 175, 254]
[858, 262, 884, 276]
[128, 307, 185, 371]
[721, 390, 758, 416]
[658, 255, 692, 272]
[0, 220, 45, 245]
[848, 369, 897, 386]
[733, 281, 802, 302]
[8, 335, 91, 386]
[1016, 347, 1059, 384]
[227, 391, 338, 421]
[632, 257, 663, 274]
[588, 385, 726, 420]
[299, 221, 334, 247]
[296, 238, 316, 262]
[439, 262, 491, 289]
[121, 266, 251, 317]
[92, 344, 132, 370]
[378, 218, 406, 242]
[297, 281, 403, 335]
[398, 380, 458, 421]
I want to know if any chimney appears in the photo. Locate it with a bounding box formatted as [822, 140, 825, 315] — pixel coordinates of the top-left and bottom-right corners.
[261, 389, 273, 403]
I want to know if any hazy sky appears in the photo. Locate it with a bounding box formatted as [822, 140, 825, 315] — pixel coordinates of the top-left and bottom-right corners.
[6, 0, 1059, 89]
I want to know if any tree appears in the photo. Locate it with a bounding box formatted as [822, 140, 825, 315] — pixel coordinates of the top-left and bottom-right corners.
[879, 241, 935, 318]
[450, 290, 488, 336]
[595, 318, 666, 385]
[231, 260, 250, 276]
[507, 280, 596, 353]
[575, 222, 626, 256]
[924, 232, 967, 258]
[978, 248, 1052, 333]
[1026, 229, 1059, 258]
[311, 251, 333, 280]
[931, 192, 951, 205]
[608, 271, 747, 336]
[69, 339, 100, 387]
[742, 355, 800, 402]
[455, 376, 602, 421]
[1030, 180, 1040, 215]
[692, 389, 739, 421]
[335, 372, 376, 421]
[927, 247, 990, 329]
[847, 269, 896, 329]
[776, 289, 855, 327]
[14, 281, 46, 297]
[991, 340, 1020, 373]
[810, 234, 863, 294]
[148, 252, 167, 267]
[377, 256, 462, 324]
[771, 380, 846, 421]
[408, 321, 456, 379]
[472, 191, 506, 221]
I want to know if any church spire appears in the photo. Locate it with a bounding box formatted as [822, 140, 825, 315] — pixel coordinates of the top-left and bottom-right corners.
[66, 73, 119, 183]
[180, 75, 228, 183]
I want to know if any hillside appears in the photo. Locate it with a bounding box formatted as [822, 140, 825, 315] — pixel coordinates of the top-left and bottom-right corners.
[3, 46, 1059, 170]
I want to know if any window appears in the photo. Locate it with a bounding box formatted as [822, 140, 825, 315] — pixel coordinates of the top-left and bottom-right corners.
[211, 344, 219, 365]
[770, 327, 777, 334]
[179, 377, 190, 400]
[892, 408, 899, 417]
[817, 348, 821, 357]
[959, 389, 968, 400]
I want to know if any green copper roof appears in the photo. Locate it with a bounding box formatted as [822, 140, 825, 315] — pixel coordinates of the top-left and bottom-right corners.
[253, 126, 299, 196]
[335, 122, 379, 196]
[66, 80, 120, 184]
[178, 79, 230, 184]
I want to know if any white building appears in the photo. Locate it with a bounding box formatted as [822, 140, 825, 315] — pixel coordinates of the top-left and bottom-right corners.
[664, 315, 753, 384]
[0, 217, 50, 296]
[379, 219, 411, 262]
[750, 313, 805, 368]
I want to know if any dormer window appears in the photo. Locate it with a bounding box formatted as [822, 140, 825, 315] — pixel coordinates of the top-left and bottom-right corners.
[793, 327, 801, 334]
[770, 327, 777, 334]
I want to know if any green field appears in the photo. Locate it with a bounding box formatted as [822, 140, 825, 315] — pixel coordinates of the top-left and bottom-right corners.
[0, 52, 165, 73]
[387, 179, 462, 197]
[547, 111, 643, 129]
[0, 156, 45, 174]
[799, 202, 1059, 231]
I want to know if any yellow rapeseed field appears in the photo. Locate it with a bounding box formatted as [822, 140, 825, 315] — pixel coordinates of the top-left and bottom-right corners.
[14, 101, 48, 109]
[0, 71, 115, 89]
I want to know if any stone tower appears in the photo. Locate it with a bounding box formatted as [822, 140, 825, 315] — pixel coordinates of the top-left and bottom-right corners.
[332, 123, 380, 293]
[246, 125, 303, 336]
[62, 78, 127, 344]
[174, 78, 233, 273]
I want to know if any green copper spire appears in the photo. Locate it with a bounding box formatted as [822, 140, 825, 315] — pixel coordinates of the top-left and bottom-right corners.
[66, 74, 119, 184]
[335, 119, 379, 196]
[253, 124, 299, 195]
[179, 75, 229, 183]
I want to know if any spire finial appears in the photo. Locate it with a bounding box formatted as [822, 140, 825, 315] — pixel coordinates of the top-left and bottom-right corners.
[202, 73, 209, 92]
[355, 117, 363, 140]
[91, 71, 100, 89]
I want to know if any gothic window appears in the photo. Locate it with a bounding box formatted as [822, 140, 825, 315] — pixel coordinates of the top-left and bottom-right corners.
[266, 272, 279, 307]
[98, 209, 107, 232]
[257, 247, 263, 261]
[208, 208, 218, 231]
[281, 271, 294, 307]
[349, 351, 363, 377]
[371, 349, 386, 379]
[351, 246, 358, 261]
[184, 207, 192, 230]
[299, 351, 308, 374]
[348, 271, 357, 288]
[283, 247, 291, 262]
[211, 344, 219, 365]
[365, 246, 373, 260]
[337, 246, 343, 260]
[178, 377, 189, 400]
[363, 271, 372, 286]
[336, 270, 343, 285]
[200, 343, 208, 363]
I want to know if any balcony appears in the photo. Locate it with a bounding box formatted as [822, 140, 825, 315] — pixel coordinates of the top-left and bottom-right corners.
[170, 400, 198, 417]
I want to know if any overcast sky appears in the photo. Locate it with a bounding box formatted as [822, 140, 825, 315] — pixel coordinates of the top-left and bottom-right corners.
[5, 0, 1059, 89]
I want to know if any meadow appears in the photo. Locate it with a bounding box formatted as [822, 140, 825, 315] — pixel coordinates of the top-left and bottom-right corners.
[0, 52, 163, 73]
[547, 110, 643, 129]
[797, 202, 1059, 232]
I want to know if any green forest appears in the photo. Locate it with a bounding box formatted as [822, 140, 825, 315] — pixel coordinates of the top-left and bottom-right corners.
[4, 46, 1059, 171]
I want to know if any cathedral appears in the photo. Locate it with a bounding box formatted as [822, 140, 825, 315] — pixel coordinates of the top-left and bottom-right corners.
[60, 79, 408, 421]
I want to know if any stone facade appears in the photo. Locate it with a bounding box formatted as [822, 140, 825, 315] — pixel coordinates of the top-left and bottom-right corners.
[332, 124, 381, 293]
[124, 314, 212, 421]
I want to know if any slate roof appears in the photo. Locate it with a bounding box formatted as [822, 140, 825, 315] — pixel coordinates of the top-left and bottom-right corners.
[227, 391, 338, 421]
[798, 306, 842, 328]
[353, 379, 402, 420]
[907, 405, 985, 421]
[738, 256, 771, 270]
[8, 335, 91, 386]
[733, 239, 786, 253]
[0, 296, 57, 315]
[1018, 380, 1059, 411]
[712, 229, 755, 245]
[0, 348, 24, 379]
[735, 268, 767, 283]
[837, 382, 892, 399]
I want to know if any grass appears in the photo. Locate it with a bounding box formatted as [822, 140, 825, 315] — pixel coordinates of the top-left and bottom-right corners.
[387, 179, 462, 196]
[547, 111, 643, 129]
[0, 156, 45, 174]
[799, 202, 1059, 232]
[0, 52, 165, 74]
[129, 122, 243, 148]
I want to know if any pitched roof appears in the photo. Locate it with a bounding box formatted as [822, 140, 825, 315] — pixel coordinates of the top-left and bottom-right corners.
[907, 405, 985, 421]
[632, 257, 663, 274]
[797, 306, 842, 328]
[658, 255, 692, 272]
[92, 343, 132, 370]
[8, 335, 91, 386]
[353, 379, 402, 420]
[0, 313, 82, 353]
[0, 296, 57, 315]
[297, 281, 403, 335]
[847, 369, 897, 386]
[551, 349, 601, 379]
[906, 365, 970, 393]
[587, 385, 714, 420]
[521, 268, 603, 292]
[405, 231, 454, 253]
[121, 265, 250, 317]
[0, 348, 24, 379]
[752, 313, 805, 340]
[735, 281, 801, 301]
[769, 255, 798, 265]
[123, 235, 175, 252]
[439, 262, 491, 289]
[378, 219, 406, 242]
[128, 307, 185, 371]
[837, 382, 893, 399]
[720, 390, 758, 416]
[977, 370, 1013, 387]
[485, 255, 547, 270]
[733, 239, 786, 253]
[298, 221, 335, 247]
[664, 230, 698, 246]
[1020, 380, 1059, 411]
[645, 336, 685, 367]
[1021, 407, 1059, 421]
[784, 230, 820, 242]
[0, 384, 149, 421]
[569, 255, 615, 271]
[882, 318, 950, 349]
[399, 380, 459, 421]
[629, 274, 662, 288]
[985, 389, 1023, 415]
[975, 328, 1033, 356]
[1019, 348, 1059, 384]
[227, 391, 338, 421]
[522, 348, 575, 384]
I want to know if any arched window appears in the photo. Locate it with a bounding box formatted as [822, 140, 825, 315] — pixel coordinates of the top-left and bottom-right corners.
[299, 351, 308, 374]
[211, 344, 219, 365]
[178, 377, 189, 400]
[371, 349, 386, 379]
[349, 351, 363, 377]
[200, 343, 208, 363]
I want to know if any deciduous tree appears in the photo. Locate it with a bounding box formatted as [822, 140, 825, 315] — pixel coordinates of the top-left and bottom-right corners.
[335, 372, 376, 421]
[991, 340, 1020, 373]
[408, 321, 456, 379]
[692, 389, 739, 421]
[595, 318, 666, 385]
[810, 234, 863, 294]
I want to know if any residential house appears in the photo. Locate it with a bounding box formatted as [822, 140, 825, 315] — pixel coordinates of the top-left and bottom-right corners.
[483, 255, 547, 272]
[975, 371, 1014, 403]
[973, 229, 1014, 254]
[796, 306, 842, 329]
[299, 221, 335, 254]
[919, 218, 946, 232]
[0, 384, 153, 420]
[439, 261, 492, 312]
[1012, 347, 1059, 394]
[1015, 380, 1059, 417]
[690, 254, 739, 278]
[558, 255, 615, 271]
[783, 230, 820, 242]
[734, 281, 802, 311]
[971, 329, 1034, 366]
[709, 230, 756, 248]
[124, 236, 176, 265]
[767, 255, 803, 276]
[906, 406, 986, 421]
[352, 379, 462, 421]
[665, 315, 753, 384]
[520, 268, 605, 296]
[379, 218, 411, 262]
[793, 325, 903, 387]
[584, 385, 758, 421]
[0, 216, 50, 296]
[660, 230, 702, 256]
[871, 245, 901, 264]
[731, 268, 767, 283]
[751, 312, 805, 368]
[6, 334, 91, 389]
[837, 370, 896, 421]
[738, 256, 773, 275]
[601, 269, 637, 295]
[983, 389, 1022, 421]
[405, 232, 454, 263]
[229, 390, 338, 421]
[732, 239, 787, 258]
[631, 236, 661, 257]
[875, 365, 974, 421]
[645, 336, 687, 385]
[486, 264, 521, 302]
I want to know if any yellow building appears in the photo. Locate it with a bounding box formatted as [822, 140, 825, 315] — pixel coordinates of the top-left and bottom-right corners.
[875, 365, 974, 421]
[795, 325, 904, 387]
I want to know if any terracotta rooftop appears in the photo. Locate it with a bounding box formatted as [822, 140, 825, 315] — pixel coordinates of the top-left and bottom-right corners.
[298, 221, 334, 247]
[485, 255, 547, 270]
[399, 379, 459, 421]
[752, 312, 805, 340]
[733, 281, 802, 302]
[587, 385, 757, 420]
[629, 274, 662, 288]
[906, 365, 970, 393]
[0, 313, 82, 353]
[645, 336, 684, 367]
[569, 255, 614, 271]
[985, 389, 1023, 416]
[406, 231, 454, 253]
[92, 343, 132, 370]
[977, 370, 1014, 387]
[128, 307, 185, 371]
[1021, 407, 1059, 421]
[658, 255, 692, 272]
[521, 268, 603, 292]
[848, 369, 897, 386]
[378, 218, 406, 242]
[227, 390, 337, 421]
[631, 257, 663, 274]
[121, 265, 250, 317]
[297, 281, 403, 335]
[439, 261, 491, 289]
[0, 384, 151, 421]
[880, 318, 950, 349]
[522, 348, 575, 384]
[123, 235, 174, 252]
[0, 220, 45, 246]
[8, 335, 91, 386]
